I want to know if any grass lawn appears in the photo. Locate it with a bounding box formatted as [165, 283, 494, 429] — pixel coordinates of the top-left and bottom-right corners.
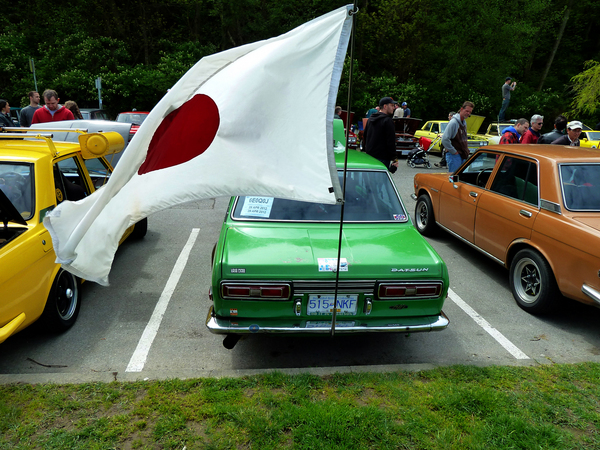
[1, 363, 599, 449]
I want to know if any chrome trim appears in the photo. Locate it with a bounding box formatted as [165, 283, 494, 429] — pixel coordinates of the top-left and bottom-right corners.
[205, 306, 449, 334]
[582, 284, 600, 306]
[411, 193, 417, 201]
[436, 223, 505, 266]
[293, 280, 375, 294]
[540, 199, 561, 214]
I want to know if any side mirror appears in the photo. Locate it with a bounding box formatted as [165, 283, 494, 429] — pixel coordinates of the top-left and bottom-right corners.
[450, 174, 459, 188]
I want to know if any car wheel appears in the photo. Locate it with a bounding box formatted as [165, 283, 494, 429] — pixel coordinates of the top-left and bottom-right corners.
[415, 194, 437, 236]
[509, 249, 560, 314]
[130, 218, 148, 239]
[41, 269, 81, 331]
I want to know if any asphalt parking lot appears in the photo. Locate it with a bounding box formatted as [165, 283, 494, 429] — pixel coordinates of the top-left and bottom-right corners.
[2, 153, 600, 384]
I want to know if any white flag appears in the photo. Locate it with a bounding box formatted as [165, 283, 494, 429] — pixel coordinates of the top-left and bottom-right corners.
[44, 5, 353, 285]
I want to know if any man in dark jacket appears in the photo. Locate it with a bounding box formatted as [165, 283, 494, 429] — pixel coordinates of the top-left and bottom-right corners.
[538, 115, 567, 144]
[551, 121, 582, 146]
[363, 97, 398, 172]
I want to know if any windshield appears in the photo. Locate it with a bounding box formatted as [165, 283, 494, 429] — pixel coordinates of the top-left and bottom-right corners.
[584, 131, 600, 141]
[439, 123, 447, 133]
[0, 162, 34, 220]
[560, 164, 600, 210]
[117, 113, 148, 125]
[232, 170, 407, 222]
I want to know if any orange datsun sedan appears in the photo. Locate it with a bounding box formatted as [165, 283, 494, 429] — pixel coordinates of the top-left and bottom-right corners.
[412, 144, 600, 314]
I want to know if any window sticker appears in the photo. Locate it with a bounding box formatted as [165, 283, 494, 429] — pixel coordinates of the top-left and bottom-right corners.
[318, 257, 348, 272]
[393, 214, 407, 221]
[241, 196, 274, 217]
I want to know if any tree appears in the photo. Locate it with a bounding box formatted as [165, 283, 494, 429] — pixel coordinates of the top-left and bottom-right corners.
[570, 60, 600, 117]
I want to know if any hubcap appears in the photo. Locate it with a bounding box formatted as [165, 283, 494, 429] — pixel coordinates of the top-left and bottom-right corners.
[514, 258, 541, 303]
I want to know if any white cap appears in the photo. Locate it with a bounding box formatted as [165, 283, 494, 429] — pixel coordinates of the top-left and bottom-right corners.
[567, 120, 583, 130]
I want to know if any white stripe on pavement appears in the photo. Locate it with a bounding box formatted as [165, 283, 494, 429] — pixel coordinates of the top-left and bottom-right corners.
[126, 228, 200, 372]
[448, 288, 530, 360]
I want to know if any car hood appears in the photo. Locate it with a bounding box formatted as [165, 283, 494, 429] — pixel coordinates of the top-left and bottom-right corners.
[0, 188, 27, 226]
[220, 224, 445, 279]
[466, 115, 485, 135]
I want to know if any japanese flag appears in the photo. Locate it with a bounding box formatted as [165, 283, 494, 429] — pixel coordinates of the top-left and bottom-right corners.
[44, 5, 353, 285]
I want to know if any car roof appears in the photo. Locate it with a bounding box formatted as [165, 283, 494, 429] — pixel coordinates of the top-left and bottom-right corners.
[334, 149, 386, 170]
[484, 144, 600, 163]
[0, 139, 80, 162]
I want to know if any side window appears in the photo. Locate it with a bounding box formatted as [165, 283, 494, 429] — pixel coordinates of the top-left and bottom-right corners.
[457, 152, 499, 186]
[431, 123, 439, 133]
[424, 123, 432, 132]
[53, 157, 90, 204]
[490, 157, 538, 205]
[489, 125, 498, 135]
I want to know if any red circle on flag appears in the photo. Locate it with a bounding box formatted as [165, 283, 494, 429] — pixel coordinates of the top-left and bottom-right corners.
[138, 94, 220, 175]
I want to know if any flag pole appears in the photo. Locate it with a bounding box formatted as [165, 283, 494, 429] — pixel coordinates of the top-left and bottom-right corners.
[331, 2, 358, 337]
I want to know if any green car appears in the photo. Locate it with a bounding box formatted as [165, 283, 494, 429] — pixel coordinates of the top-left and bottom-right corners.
[206, 149, 449, 348]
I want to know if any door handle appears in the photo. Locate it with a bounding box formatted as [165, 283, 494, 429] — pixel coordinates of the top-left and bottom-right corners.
[469, 192, 478, 198]
[520, 209, 532, 218]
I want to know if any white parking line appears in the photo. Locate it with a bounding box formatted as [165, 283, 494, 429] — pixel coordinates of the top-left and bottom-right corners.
[126, 228, 200, 372]
[448, 288, 530, 360]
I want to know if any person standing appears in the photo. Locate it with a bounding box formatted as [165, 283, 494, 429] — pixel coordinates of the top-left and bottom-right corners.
[442, 101, 473, 173]
[363, 97, 399, 172]
[31, 89, 75, 124]
[521, 114, 543, 144]
[19, 91, 41, 127]
[498, 77, 516, 121]
[499, 118, 529, 144]
[400, 102, 411, 118]
[551, 121, 582, 146]
[0, 99, 16, 128]
[538, 115, 567, 144]
[435, 111, 456, 168]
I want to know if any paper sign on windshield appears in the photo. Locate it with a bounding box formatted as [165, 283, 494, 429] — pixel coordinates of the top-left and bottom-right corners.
[241, 197, 274, 218]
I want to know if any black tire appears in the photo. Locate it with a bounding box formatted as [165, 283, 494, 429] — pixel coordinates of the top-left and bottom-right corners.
[130, 218, 148, 239]
[41, 269, 81, 331]
[414, 194, 437, 236]
[509, 249, 560, 314]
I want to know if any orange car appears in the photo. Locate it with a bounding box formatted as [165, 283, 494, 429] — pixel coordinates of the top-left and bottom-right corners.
[412, 144, 600, 314]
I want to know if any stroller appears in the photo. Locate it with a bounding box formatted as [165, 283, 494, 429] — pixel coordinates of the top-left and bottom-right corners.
[406, 136, 435, 169]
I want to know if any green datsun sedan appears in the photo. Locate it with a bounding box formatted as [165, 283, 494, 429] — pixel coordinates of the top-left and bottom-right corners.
[206, 149, 449, 348]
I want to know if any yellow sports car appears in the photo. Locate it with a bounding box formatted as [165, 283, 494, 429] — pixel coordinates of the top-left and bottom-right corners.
[579, 130, 600, 149]
[414, 115, 489, 154]
[0, 129, 147, 344]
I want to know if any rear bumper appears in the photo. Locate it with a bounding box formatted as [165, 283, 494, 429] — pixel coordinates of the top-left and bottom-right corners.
[205, 305, 449, 335]
[582, 284, 600, 306]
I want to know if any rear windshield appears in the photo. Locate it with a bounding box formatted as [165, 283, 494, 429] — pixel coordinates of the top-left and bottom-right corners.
[560, 164, 600, 210]
[0, 162, 34, 220]
[232, 170, 407, 222]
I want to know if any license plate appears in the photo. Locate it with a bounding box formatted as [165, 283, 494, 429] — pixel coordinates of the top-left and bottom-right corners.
[307, 294, 358, 316]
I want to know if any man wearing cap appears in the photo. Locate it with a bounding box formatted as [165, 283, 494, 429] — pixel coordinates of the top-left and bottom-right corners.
[442, 101, 473, 173]
[400, 102, 411, 118]
[551, 121, 582, 146]
[363, 97, 399, 172]
[521, 114, 544, 144]
[498, 77, 517, 121]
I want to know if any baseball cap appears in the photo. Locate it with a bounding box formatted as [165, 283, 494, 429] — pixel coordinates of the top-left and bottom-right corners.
[567, 120, 583, 130]
[402, 102, 407, 106]
[379, 97, 395, 108]
[505, 76, 512, 81]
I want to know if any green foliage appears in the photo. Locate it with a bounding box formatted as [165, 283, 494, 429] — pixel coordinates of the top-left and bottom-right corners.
[570, 60, 600, 118]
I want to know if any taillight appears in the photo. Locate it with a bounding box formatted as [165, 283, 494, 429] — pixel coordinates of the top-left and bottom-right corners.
[221, 282, 291, 300]
[377, 282, 442, 299]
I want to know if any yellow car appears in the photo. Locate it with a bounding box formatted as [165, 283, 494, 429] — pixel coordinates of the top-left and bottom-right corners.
[414, 115, 489, 154]
[0, 129, 147, 344]
[579, 130, 600, 148]
[484, 122, 515, 145]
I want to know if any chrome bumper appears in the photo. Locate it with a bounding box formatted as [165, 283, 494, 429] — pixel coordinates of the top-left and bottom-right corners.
[410, 193, 417, 201]
[205, 305, 449, 335]
[582, 284, 600, 306]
